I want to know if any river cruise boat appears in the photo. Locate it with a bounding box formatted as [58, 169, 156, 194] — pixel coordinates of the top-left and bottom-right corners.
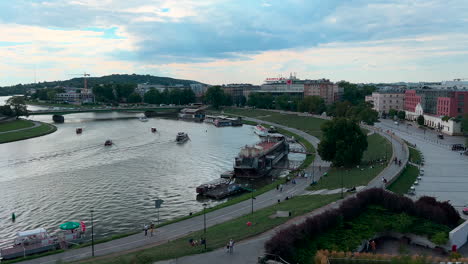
[0, 228, 59, 260]
[176, 132, 189, 144]
[196, 178, 245, 199]
[234, 134, 289, 178]
[253, 125, 268, 137]
[104, 139, 113, 146]
[76, 128, 83, 134]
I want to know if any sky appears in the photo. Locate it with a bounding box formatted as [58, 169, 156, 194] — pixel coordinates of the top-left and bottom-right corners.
[1, 0, 468, 86]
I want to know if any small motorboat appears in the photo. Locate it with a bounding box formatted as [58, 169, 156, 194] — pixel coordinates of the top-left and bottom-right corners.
[151, 127, 157, 133]
[139, 116, 148, 122]
[104, 139, 113, 146]
[253, 125, 268, 137]
[76, 128, 83, 134]
[176, 132, 189, 144]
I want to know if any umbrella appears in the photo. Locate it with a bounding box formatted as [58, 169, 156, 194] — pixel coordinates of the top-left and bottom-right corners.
[60, 221, 80, 230]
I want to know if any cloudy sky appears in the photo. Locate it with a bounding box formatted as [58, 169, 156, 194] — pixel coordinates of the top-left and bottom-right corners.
[1, 0, 468, 86]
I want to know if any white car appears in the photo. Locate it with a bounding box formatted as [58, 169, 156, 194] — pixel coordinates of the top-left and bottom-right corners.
[394, 121, 399, 125]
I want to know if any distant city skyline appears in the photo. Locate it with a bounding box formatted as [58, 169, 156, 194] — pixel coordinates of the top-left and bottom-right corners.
[1, 0, 468, 86]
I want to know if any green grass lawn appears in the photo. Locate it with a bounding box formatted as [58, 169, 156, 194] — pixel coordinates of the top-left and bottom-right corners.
[0, 122, 56, 143]
[308, 133, 392, 190]
[0, 119, 35, 132]
[223, 108, 326, 138]
[409, 147, 422, 164]
[387, 165, 420, 195]
[78, 194, 340, 264]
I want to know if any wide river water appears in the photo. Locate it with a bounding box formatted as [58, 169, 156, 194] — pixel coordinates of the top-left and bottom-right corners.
[0, 96, 304, 247]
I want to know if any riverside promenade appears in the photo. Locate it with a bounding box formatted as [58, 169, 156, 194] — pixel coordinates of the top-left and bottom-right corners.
[20, 115, 407, 264]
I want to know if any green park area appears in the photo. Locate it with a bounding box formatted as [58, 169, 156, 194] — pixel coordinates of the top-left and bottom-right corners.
[0, 119, 34, 132]
[308, 133, 391, 190]
[79, 194, 339, 264]
[0, 120, 56, 144]
[387, 165, 419, 195]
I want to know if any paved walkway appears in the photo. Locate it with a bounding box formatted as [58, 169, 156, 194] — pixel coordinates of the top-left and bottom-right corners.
[0, 120, 40, 134]
[19, 118, 328, 264]
[19, 116, 408, 264]
[376, 119, 468, 213]
[155, 117, 408, 264]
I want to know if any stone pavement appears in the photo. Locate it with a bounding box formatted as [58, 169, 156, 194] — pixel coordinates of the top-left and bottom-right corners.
[376, 119, 468, 213]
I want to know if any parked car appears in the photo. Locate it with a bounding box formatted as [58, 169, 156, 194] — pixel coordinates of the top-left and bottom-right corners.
[452, 144, 466, 151]
[437, 134, 444, 139]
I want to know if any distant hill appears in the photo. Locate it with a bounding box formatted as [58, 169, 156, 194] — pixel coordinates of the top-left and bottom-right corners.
[0, 74, 205, 96]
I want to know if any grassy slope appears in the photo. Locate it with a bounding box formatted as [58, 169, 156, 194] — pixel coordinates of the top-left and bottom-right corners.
[0, 122, 56, 143]
[408, 147, 422, 164]
[79, 194, 340, 264]
[387, 165, 419, 194]
[0, 119, 34, 132]
[308, 133, 392, 190]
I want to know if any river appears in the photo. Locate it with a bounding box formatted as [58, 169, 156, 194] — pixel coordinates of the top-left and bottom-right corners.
[0, 96, 304, 247]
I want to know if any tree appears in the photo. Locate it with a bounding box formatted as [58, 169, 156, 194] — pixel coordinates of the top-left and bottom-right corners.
[357, 107, 379, 125]
[397, 111, 406, 120]
[144, 88, 162, 104]
[317, 118, 368, 168]
[417, 115, 425, 126]
[115, 84, 136, 102]
[0, 105, 14, 117]
[339, 81, 376, 105]
[6, 96, 28, 118]
[127, 92, 142, 103]
[297, 96, 326, 114]
[204, 86, 226, 109]
[388, 109, 398, 118]
[247, 93, 274, 109]
[93, 85, 115, 102]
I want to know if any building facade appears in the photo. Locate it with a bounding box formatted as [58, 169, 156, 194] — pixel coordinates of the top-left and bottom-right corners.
[405, 89, 468, 117]
[365, 91, 404, 114]
[436, 91, 468, 117]
[304, 79, 343, 104]
[258, 75, 305, 97]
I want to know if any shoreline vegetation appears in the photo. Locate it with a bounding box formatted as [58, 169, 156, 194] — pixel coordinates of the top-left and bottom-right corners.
[0, 119, 57, 144]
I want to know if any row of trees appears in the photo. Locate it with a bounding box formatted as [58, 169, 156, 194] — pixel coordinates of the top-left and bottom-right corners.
[30, 87, 66, 101]
[143, 88, 196, 105]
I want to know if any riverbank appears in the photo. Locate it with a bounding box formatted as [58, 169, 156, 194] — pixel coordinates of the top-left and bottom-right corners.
[25, 100, 101, 109]
[0, 120, 57, 144]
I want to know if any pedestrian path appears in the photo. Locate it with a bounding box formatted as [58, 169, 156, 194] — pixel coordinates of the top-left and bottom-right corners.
[19, 118, 326, 264]
[0, 120, 40, 134]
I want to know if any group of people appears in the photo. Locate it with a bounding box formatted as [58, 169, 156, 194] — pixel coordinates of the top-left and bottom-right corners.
[143, 223, 155, 237]
[188, 237, 205, 246]
[365, 240, 377, 253]
[393, 157, 402, 166]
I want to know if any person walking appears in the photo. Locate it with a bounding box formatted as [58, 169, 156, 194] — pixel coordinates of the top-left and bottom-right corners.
[229, 239, 234, 254]
[144, 224, 148, 236]
[370, 240, 376, 254]
[150, 222, 154, 237]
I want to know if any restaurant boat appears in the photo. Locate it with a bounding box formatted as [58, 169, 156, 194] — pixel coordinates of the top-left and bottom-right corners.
[234, 134, 289, 178]
[253, 125, 268, 137]
[176, 132, 189, 144]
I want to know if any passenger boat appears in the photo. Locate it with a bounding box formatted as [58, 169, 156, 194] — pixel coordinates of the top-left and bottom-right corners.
[76, 128, 83, 134]
[253, 125, 268, 137]
[176, 132, 189, 144]
[139, 116, 148, 122]
[234, 134, 289, 178]
[151, 127, 157, 133]
[104, 139, 113, 146]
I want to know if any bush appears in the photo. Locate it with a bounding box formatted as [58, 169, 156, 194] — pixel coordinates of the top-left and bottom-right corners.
[265, 188, 461, 263]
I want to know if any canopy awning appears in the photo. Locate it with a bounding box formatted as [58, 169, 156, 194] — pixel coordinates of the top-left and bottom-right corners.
[17, 228, 47, 237]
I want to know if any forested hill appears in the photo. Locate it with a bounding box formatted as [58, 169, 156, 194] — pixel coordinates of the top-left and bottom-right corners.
[0, 74, 204, 96]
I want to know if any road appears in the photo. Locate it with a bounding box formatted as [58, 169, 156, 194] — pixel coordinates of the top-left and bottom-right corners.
[376, 119, 468, 210]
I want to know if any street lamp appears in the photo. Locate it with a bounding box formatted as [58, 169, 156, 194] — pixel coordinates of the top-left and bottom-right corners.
[91, 209, 95, 257]
[250, 179, 256, 215]
[202, 203, 207, 250]
[341, 169, 344, 199]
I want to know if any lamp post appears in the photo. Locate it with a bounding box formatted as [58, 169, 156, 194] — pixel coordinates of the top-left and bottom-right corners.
[341, 168, 344, 199]
[202, 203, 207, 250]
[91, 209, 95, 257]
[250, 179, 255, 215]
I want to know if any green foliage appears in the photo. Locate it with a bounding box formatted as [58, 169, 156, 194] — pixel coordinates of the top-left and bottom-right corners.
[275, 94, 299, 111]
[388, 109, 398, 118]
[298, 96, 326, 114]
[247, 92, 274, 109]
[417, 115, 424, 126]
[127, 92, 142, 103]
[114, 84, 136, 101]
[441, 115, 451, 122]
[204, 86, 230, 109]
[6, 96, 28, 118]
[92, 85, 116, 102]
[339, 81, 376, 105]
[296, 206, 450, 262]
[431, 231, 448, 245]
[318, 118, 368, 168]
[327, 102, 378, 125]
[387, 165, 419, 195]
[0, 104, 14, 117]
[397, 111, 406, 120]
[143, 88, 162, 104]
